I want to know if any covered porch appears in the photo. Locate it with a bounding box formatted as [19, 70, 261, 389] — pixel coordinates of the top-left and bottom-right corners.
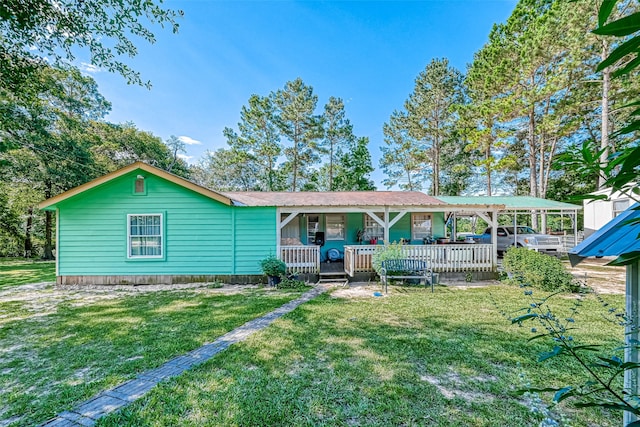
[275, 194, 504, 278]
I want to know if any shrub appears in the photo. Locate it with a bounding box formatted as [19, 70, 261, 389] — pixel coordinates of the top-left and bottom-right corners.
[276, 276, 308, 290]
[371, 242, 405, 275]
[503, 247, 577, 292]
[259, 254, 287, 277]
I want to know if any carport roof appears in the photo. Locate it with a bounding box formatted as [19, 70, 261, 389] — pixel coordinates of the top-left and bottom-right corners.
[436, 196, 580, 211]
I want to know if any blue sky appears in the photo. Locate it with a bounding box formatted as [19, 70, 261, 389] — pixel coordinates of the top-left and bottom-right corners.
[86, 0, 517, 188]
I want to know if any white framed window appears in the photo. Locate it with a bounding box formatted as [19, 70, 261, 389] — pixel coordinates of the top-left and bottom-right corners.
[128, 214, 163, 258]
[364, 213, 384, 240]
[411, 213, 432, 240]
[613, 199, 630, 218]
[326, 214, 345, 240]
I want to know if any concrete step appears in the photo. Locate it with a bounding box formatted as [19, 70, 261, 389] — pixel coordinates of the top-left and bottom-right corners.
[320, 271, 347, 277]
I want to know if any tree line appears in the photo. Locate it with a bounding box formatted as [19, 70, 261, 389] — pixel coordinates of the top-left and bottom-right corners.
[0, 0, 187, 257]
[191, 77, 375, 192]
[2, 0, 639, 258]
[380, 0, 639, 206]
[0, 64, 191, 257]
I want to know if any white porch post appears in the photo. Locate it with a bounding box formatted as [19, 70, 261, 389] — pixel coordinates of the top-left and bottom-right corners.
[451, 212, 457, 242]
[624, 262, 640, 426]
[491, 210, 498, 270]
[384, 207, 390, 243]
[477, 210, 498, 272]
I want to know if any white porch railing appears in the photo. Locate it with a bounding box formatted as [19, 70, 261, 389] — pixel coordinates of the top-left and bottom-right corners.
[344, 244, 495, 277]
[279, 245, 320, 274]
[344, 245, 378, 276]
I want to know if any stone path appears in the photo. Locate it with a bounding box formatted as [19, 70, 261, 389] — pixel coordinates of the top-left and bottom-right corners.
[41, 285, 329, 427]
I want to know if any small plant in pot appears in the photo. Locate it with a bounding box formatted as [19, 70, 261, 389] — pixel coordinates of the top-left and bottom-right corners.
[260, 255, 287, 286]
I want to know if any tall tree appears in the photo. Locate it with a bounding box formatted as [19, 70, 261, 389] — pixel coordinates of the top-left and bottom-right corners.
[165, 135, 186, 173]
[320, 97, 354, 191]
[462, 30, 518, 196]
[193, 148, 260, 191]
[404, 58, 465, 195]
[223, 94, 283, 191]
[1, 65, 111, 258]
[380, 111, 428, 190]
[333, 137, 376, 191]
[0, 0, 182, 89]
[273, 78, 323, 191]
[88, 122, 190, 177]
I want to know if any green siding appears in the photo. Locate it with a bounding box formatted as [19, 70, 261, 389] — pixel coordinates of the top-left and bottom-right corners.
[57, 170, 276, 276]
[233, 207, 277, 274]
[388, 212, 445, 243]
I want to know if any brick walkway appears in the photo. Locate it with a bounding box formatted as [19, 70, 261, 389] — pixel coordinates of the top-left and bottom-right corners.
[41, 285, 328, 427]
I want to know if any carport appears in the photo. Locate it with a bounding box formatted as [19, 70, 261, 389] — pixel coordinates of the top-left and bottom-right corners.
[436, 196, 582, 252]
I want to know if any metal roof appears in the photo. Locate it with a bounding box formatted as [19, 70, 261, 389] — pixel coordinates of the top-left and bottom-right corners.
[568, 204, 640, 266]
[222, 191, 445, 207]
[436, 196, 581, 211]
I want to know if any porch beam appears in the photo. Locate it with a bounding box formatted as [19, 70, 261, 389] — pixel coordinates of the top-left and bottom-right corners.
[279, 212, 299, 229]
[388, 210, 408, 228]
[364, 211, 385, 227]
[475, 211, 492, 225]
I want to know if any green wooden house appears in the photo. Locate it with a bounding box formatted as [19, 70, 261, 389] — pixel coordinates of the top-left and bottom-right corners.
[39, 162, 577, 285]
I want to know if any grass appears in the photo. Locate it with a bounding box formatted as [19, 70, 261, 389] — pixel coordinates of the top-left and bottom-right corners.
[0, 258, 626, 426]
[97, 284, 625, 427]
[0, 275, 304, 426]
[0, 258, 55, 290]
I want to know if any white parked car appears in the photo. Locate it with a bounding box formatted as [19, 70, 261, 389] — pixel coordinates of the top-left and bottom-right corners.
[477, 226, 563, 256]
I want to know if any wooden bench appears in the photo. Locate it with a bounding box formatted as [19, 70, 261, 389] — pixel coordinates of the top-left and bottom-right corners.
[380, 259, 434, 293]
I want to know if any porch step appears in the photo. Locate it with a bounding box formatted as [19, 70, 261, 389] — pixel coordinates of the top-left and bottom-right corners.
[318, 271, 348, 283]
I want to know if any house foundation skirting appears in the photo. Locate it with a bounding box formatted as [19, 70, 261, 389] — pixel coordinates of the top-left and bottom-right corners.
[57, 274, 265, 286]
[347, 271, 499, 283]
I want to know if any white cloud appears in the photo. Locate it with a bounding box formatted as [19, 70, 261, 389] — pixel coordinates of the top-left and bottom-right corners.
[177, 153, 195, 163]
[178, 135, 202, 145]
[80, 62, 102, 73]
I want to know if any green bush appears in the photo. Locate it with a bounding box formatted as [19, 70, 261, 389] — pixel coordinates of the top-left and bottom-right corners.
[503, 247, 577, 292]
[259, 254, 287, 277]
[371, 242, 405, 275]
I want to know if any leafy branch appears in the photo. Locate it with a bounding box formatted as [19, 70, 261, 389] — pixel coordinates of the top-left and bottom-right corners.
[505, 282, 640, 424]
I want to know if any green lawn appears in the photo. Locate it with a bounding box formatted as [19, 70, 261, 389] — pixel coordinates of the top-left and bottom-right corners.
[0, 266, 304, 427]
[0, 259, 626, 426]
[98, 285, 624, 427]
[0, 258, 55, 290]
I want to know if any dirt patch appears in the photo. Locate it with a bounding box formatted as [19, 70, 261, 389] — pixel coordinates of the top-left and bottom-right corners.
[0, 282, 276, 319]
[420, 369, 496, 402]
[329, 282, 384, 298]
[564, 258, 625, 294]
